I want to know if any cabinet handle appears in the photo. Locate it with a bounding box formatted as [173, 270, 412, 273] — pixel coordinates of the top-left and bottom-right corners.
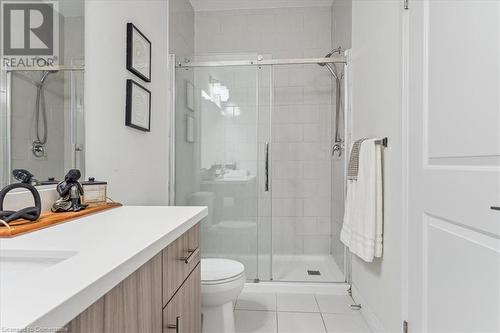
[491, 206, 500, 211]
[179, 247, 199, 264]
[167, 316, 180, 333]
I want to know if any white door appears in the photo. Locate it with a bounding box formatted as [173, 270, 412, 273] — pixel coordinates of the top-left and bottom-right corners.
[407, 0, 500, 332]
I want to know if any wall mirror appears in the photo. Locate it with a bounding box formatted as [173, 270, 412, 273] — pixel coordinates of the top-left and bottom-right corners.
[0, 0, 85, 187]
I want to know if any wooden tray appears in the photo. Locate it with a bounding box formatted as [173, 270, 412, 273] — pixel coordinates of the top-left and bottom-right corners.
[0, 202, 122, 238]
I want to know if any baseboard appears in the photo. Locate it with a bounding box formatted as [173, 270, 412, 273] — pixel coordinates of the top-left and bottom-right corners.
[351, 284, 387, 333]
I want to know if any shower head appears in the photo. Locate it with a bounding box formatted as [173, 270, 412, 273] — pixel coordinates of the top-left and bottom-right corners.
[318, 47, 343, 80]
[39, 70, 58, 84]
[318, 47, 343, 67]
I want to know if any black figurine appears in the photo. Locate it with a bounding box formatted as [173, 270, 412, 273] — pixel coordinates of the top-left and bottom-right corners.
[0, 169, 41, 223]
[52, 169, 88, 212]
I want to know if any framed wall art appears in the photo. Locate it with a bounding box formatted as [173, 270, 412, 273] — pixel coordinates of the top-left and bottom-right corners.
[126, 79, 151, 132]
[127, 23, 152, 82]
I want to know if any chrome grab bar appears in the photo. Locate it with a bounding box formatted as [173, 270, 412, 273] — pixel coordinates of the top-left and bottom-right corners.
[375, 137, 388, 147]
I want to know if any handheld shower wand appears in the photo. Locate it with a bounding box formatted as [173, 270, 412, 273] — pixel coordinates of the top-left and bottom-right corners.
[318, 47, 345, 157]
[32, 70, 57, 157]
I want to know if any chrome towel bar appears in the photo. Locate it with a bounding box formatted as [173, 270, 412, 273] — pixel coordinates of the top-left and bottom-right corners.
[375, 137, 388, 147]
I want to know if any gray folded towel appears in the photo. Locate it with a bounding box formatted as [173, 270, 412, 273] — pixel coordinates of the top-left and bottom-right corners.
[347, 138, 368, 180]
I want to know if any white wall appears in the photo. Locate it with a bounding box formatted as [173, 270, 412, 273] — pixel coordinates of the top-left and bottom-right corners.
[85, 0, 169, 205]
[350, 0, 402, 331]
[170, 0, 195, 57]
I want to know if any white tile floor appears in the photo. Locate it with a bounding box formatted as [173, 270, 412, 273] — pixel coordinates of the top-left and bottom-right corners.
[234, 291, 371, 333]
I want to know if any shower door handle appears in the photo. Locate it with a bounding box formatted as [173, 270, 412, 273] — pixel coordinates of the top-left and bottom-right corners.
[265, 142, 269, 192]
[74, 144, 83, 168]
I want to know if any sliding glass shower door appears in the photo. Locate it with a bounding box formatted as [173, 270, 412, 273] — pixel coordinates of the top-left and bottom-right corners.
[172, 54, 347, 283]
[173, 55, 272, 281]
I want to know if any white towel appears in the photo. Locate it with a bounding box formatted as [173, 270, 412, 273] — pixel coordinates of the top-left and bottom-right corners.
[340, 139, 383, 262]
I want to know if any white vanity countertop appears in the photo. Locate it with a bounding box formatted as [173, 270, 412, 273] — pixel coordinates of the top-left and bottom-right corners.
[0, 206, 207, 332]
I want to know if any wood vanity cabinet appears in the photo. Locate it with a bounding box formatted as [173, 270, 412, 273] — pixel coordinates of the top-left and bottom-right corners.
[163, 265, 201, 333]
[63, 223, 201, 333]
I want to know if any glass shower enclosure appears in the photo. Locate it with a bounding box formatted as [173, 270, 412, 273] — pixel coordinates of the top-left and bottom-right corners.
[171, 54, 348, 283]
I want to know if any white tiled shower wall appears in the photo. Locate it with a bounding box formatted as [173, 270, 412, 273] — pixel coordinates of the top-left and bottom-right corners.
[195, 7, 336, 255]
[10, 72, 65, 181]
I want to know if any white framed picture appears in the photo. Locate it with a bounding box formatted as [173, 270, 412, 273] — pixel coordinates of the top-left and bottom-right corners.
[186, 81, 195, 111]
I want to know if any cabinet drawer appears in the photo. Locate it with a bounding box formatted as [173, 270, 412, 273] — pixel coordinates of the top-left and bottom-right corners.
[163, 264, 201, 333]
[163, 223, 200, 305]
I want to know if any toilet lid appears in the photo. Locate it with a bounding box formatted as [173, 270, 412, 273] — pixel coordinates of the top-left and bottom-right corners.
[201, 258, 245, 283]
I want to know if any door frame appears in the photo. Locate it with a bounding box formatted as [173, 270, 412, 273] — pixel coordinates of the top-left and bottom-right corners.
[168, 54, 176, 206]
[401, 1, 500, 330]
[401, 4, 410, 328]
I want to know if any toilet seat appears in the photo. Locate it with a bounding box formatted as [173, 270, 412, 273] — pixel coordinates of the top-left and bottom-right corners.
[201, 258, 245, 285]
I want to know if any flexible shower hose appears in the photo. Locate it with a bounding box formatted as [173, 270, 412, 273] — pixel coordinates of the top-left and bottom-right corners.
[35, 81, 48, 145]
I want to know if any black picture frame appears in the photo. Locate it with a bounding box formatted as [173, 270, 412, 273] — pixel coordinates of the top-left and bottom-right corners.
[126, 23, 152, 82]
[126, 79, 151, 132]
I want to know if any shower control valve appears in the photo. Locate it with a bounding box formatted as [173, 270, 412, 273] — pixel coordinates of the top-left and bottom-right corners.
[332, 141, 344, 158]
[32, 141, 46, 158]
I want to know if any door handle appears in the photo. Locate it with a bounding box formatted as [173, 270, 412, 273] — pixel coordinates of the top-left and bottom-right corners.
[265, 142, 269, 192]
[491, 206, 500, 211]
[167, 316, 180, 333]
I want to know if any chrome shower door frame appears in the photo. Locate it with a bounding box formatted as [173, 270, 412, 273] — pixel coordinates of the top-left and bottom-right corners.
[169, 54, 352, 284]
[168, 54, 176, 206]
[0, 71, 12, 188]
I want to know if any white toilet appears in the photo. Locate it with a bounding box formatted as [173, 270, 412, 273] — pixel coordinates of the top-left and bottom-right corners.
[201, 258, 245, 333]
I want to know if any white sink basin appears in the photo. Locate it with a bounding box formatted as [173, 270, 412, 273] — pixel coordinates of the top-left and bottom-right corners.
[0, 249, 77, 285]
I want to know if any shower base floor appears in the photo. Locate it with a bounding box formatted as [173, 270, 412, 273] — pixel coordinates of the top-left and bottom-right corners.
[272, 255, 345, 282]
[204, 253, 345, 283]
